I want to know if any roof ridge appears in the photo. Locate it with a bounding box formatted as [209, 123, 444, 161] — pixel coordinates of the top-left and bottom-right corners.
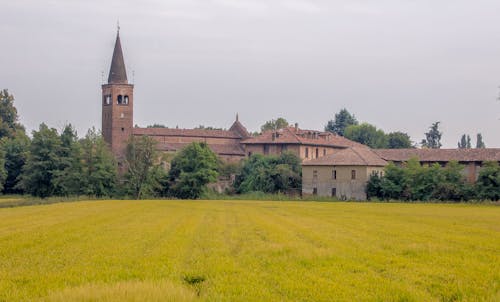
[350, 147, 369, 165]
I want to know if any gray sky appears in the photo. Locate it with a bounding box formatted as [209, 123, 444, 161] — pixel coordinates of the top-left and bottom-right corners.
[1, 0, 500, 147]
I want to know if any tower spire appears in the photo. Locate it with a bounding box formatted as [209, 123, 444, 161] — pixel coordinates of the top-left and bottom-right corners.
[107, 28, 128, 84]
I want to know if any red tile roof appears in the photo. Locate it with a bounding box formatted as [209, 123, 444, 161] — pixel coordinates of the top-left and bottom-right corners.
[374, 148, 500, 162]
[303, 147, 387, 166]
[154, 142, 245, 156]
[242, 127, 366, 148]
[133, 127, 242, 139]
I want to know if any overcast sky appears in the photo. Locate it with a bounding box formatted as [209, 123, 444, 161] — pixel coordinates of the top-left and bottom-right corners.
[1, 0, 500, 147]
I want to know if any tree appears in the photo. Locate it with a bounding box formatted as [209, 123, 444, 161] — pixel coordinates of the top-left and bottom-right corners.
[386, 132, 413, 149]
[458, 134, 473, 149]
[0, 89, 24, 139]
[168, 142, 219, 199]
[1, 132, 30, 194]
[147, 124, 167, 128]
[476, 161, 500, 201]
[52, 124, 83, 196]
[325, 108, 358, 136]
[260, 118, 289, 132]
[79, 128, 117, 197]
[421, 122, 442, 149]
[344, 123, 387, 149]
[476, 133, 486, 148]
[18, 124, 62, 198]
[234, 152, 301, 194]
[123, 135, 161, 199]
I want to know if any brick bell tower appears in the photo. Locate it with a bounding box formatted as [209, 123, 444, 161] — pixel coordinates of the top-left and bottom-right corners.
[102, 28, 133, 159]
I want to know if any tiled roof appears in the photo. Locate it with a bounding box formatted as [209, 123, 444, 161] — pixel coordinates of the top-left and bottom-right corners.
[229, 120, 250, 138]
[133, 127, 242, 139]
[303, 147, 387, 166]
[374, 148, 500, 162]
[242, 127, 366, 148]
[153, 142, 245, 156]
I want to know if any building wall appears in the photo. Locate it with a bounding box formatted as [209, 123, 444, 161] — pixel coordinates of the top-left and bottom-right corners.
[302, 165, 384, 200]
[300, 145, 338, 161]
[243, 144, 301, 158]
[102, 83, 134, 159]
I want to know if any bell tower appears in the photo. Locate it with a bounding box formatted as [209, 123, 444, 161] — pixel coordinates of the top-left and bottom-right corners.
[102, 28, 133, 158]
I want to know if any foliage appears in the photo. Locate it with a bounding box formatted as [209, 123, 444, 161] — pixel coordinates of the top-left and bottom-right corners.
[367, 159, 479, 201]
[123, 135, 163, 199]
[260, 117, 289, 132]
[79, 128, 117, 197]
[234, 152, 301, 194]
[476, 133, 485, 148]
[1, 132, 30, 194]
[325, 108, 358, 136]
[386, 131, 413, 149]
[0, 89, 24, 139]
[421, 121, 442, 149]
[52, 124, 83, 196]
[458, 134, 472, 149]
[344, 123, 387, 148]
[18, 124, 62, 198]
[475, 161, 500, 201]
[146, 124, 168, 128]
[195, 125, 223, 130]
[168, 142, 219, 199]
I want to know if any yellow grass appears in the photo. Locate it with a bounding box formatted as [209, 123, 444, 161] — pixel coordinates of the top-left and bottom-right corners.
[0, 200, 499, 301]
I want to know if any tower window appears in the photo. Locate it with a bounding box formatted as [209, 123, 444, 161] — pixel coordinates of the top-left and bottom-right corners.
[117, 95, 123, 104]
[124, 95, 129, 104]
[104, 95, 111, 105]
[121, 127, 125, 132]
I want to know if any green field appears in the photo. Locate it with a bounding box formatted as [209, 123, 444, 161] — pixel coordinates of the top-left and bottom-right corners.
[0, 200, 499, 301]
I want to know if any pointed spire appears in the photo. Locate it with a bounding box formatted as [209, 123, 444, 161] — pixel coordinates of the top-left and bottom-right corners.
[236, 113, 239, 122]
[108, 29, 128, 84]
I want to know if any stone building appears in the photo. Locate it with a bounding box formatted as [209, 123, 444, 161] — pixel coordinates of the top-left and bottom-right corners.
[302, 147, 386, 200]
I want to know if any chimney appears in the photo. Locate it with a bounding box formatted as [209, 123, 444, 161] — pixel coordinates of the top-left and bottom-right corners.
[294, 123, 299, 132]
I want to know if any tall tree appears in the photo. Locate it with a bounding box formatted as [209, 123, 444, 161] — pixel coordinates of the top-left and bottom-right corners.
[18, 124, 62, 198]
[458, 134, 472, 149]
[0, 89, 24, 139]
[386, 132, 413, 149]
[421, 122, 442, 149]
[52, 124, 82, 196]
[1, 132, 30, 194]
[168, 142, 219, 199]
[325, 108, 358, 136]
[344, 123, 387, 149]
[260, 118, 289, 132]
[123, 135, 161, 199]
[79, 128, 117, 197]
[476, 133, 486, 148]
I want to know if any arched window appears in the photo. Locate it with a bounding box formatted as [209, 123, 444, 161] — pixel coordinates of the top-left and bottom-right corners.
[103, 95, 111, 105]
[117, 95, 123, 104]
[124, 95, 129, 104]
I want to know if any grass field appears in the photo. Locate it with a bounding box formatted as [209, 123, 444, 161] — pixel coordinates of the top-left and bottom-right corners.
[0, 200, 499, 301]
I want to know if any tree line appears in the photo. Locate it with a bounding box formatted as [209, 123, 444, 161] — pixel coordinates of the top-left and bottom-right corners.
[366, 159, 500, 201]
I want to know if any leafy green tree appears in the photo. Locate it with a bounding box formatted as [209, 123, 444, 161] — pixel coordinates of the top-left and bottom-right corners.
[147, 124, 167, 128]
[260, 117, 289, 132]
[476, 133, 485, 148]
[325, 108, 358, 136]
[123, 135, 162, 199]
[1, 132, 30, 194]
[234, 152, 301, 194]
[79, 128, 117, 197]
[0, 89, 24, 139]
[386, 131, 413, 149]
[52, 124, 83, 196]
[168, 142, 219, 199]
[476, 161, 500, 201]
[421, 122, 442, 149]
[18, 124, 61, 198]
[344, 123, 387, 148]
